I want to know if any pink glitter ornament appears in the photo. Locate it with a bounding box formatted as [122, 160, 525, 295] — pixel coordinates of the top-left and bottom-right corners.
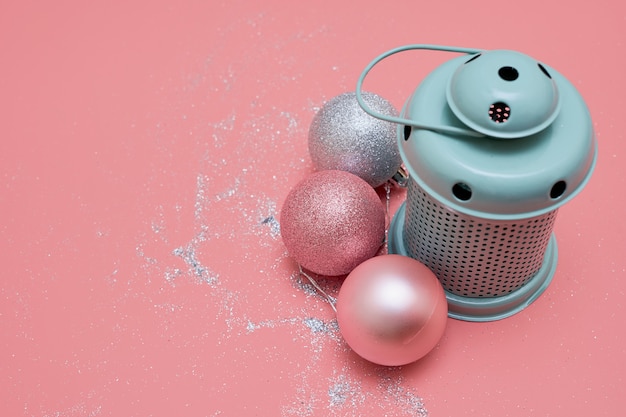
[336, 254, 448, 366]
[280, 170, 385, 276]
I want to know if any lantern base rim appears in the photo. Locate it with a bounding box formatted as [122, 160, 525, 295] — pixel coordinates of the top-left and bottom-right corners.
[389, 202, 558, 322]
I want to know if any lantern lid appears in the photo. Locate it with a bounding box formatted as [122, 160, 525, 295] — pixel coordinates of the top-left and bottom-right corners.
[399, 54, 597, 220]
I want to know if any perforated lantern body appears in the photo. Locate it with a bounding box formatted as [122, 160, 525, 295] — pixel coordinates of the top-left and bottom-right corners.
[388, 51, 597, 321]
[402, 181, 558, 297]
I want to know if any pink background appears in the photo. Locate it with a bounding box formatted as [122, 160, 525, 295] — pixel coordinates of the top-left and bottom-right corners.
[1, 1, 624, 416]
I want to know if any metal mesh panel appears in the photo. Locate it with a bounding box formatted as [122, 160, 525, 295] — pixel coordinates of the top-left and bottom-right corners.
[403, 180, 557, 297]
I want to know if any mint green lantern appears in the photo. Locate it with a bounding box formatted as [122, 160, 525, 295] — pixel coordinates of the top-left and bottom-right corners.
[357, 45, 597, 321]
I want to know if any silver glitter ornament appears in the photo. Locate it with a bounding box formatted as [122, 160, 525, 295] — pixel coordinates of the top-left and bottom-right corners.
[308, 91, 401, 188]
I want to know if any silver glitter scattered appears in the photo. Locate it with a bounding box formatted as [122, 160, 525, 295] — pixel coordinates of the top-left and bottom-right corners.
[153, 302, 183, 313]
[260, 215, 280, 237]
[220, 288, 240, 333]
[291, 270, 319, 297]
[246, 321, 258, 333]
[240, 109, 308, 172]
[168, 171, 221, 285]
[151, 220, 164, 234]
[327, 374, 365, 408]
[210, 113, 236, 148]
[303, 317, 331, 334]
[291, 271, 343, 304]
[256, 198, 280, 239]
[328, 381, 350, 407]
[273, 302, 429, 417]
[105, 268, 119, 284]
[279, 111, 300, 136]
[378, 376, 429, 417]
[215, 177, 241, 202]
[282, 385, 317, 417]
[172, 243, 219, 285]
[40, 398, 102, 417]
[136, 244, 157, 265]
[245, 317, 299, 334]
[164, 267, 182, 283]
[194, 174, 209, 219]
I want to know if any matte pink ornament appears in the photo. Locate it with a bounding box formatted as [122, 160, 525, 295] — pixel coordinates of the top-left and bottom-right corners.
[280, 170, 385, 276]
[336, 254, 448, 366]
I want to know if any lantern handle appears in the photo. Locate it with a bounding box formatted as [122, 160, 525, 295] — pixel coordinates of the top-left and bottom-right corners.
[356, 44, 486, 138]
